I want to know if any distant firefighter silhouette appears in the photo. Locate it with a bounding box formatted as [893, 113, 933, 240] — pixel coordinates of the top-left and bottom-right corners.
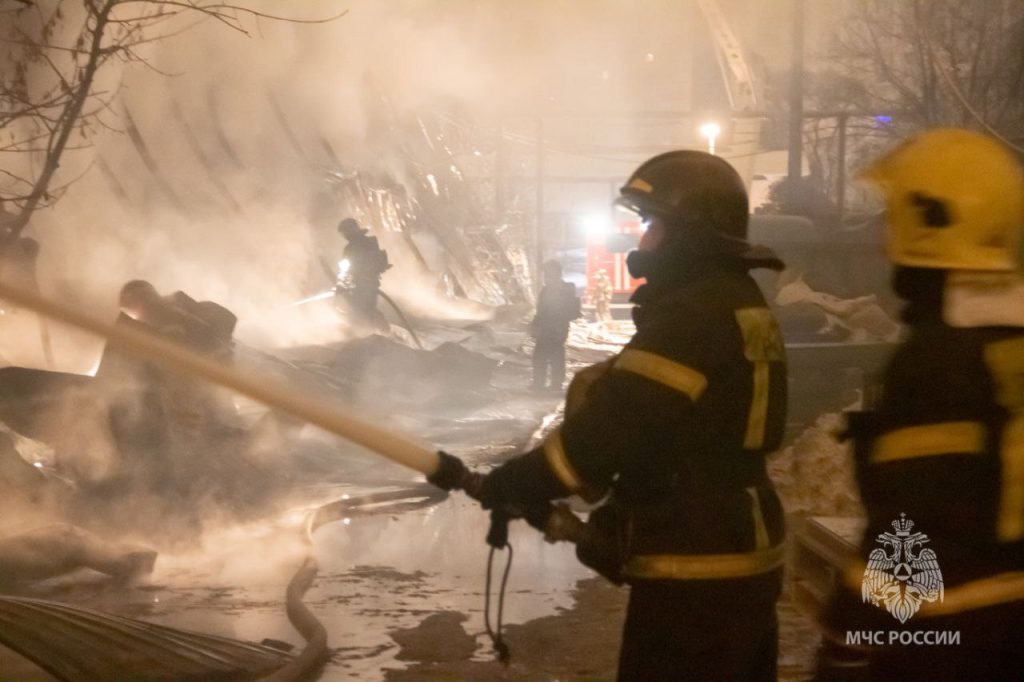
[335, 218, 391, 326]
[530, 260, 581, 390]
[592, 268, 613, 322]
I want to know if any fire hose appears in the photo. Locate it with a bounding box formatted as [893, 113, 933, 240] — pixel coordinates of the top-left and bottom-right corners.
[315, 256, 424, 350]
[261, 486, 445, 681]
[0, 281, 589, 668]
[377, 289, 424, 351]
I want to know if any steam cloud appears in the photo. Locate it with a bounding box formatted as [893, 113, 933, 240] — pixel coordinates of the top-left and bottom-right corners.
[18, 0, 800, 361]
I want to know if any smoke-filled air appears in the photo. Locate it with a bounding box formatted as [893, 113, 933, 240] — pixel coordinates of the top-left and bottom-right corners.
[1, 0, 1022, 680]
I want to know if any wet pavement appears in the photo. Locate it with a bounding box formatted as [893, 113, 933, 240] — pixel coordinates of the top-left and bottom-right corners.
[0, 320, 602, 679]
[0, 320, 823, 680]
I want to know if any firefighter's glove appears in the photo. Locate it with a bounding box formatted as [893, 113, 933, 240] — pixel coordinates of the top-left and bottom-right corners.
[541, 503, 585, 543]
[427, 451, 484, 498]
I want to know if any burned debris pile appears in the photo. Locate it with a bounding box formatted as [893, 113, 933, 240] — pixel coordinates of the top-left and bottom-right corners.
[293, 334, 498, 409]
[0, 283, 279, 578]
[0, 277, 509, 586]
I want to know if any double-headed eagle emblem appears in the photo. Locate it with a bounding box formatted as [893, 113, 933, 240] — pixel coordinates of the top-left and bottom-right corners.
[861, 513, 944, 623]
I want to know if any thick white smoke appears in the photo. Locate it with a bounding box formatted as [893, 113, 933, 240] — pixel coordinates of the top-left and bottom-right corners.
[21, 0, 744, 359]
[6, 0, 814, 366]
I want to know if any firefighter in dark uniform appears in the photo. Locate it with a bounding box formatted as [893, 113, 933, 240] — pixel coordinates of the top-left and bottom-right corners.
[337, 217, 391, 323]
[470, 151, 789, 680]
[818, 129, 1024, 680]
[530, 260, 581, 390]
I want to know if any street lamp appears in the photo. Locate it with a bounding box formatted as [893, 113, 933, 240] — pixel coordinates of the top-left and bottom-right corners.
[699, 121, 721, 155]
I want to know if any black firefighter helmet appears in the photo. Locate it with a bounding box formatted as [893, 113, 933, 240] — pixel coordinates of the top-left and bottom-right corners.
[617, 150, 782, 272]
[338, 218, 366, 240]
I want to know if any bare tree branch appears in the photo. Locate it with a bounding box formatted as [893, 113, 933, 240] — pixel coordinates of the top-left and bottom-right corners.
[816, 0, 1023, 139]
[4, 0, 117, 244]
[116, 1, 348, 27]
[0, 0, 347, 247]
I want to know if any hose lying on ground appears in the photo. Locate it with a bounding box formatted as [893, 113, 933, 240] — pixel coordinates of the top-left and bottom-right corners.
[260, 484, 449, 681]
[259, 556, 325, 682]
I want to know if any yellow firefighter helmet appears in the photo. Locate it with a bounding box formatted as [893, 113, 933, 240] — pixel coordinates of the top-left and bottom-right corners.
[860, 128, 1023, 271]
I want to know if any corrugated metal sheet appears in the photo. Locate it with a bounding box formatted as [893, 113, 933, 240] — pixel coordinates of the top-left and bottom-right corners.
[0, 596, 292, 681]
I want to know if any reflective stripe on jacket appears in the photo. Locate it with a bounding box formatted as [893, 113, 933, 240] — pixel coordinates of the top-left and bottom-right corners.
[488, 266, 788, 581]
[846, 318, 1024, 612]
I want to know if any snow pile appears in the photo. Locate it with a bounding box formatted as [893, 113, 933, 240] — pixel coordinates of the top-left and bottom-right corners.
[775, 272, 900, 342]
[567, 320, 634, 355]
[768, 412, 864, 518]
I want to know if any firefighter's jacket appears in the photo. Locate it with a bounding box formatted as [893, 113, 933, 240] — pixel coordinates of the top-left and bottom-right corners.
[343, 235, 390, 286]
[840, 299, 1024, 623]
[484, 262, 787, 583]
[532, 280, 582, 343]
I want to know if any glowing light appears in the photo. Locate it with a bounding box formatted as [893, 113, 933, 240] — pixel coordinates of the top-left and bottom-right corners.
[341, 494, 350, 500]
[580, 212, 612, 237]
[699, 121, 721, 155]
[337, 259, 351, 279]
[645, 52, 655, 62]
[343, 518, 352, 525]
[33, 461, 43, 468]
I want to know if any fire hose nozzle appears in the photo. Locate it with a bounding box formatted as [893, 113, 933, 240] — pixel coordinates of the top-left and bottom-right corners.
[427, 451, 484, 498]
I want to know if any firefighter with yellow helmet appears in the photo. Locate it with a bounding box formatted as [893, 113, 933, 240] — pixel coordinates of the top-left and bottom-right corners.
[593, 268, 613, 322]
[436, 150, 790, 680]
[819, 129, 1024, 679]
